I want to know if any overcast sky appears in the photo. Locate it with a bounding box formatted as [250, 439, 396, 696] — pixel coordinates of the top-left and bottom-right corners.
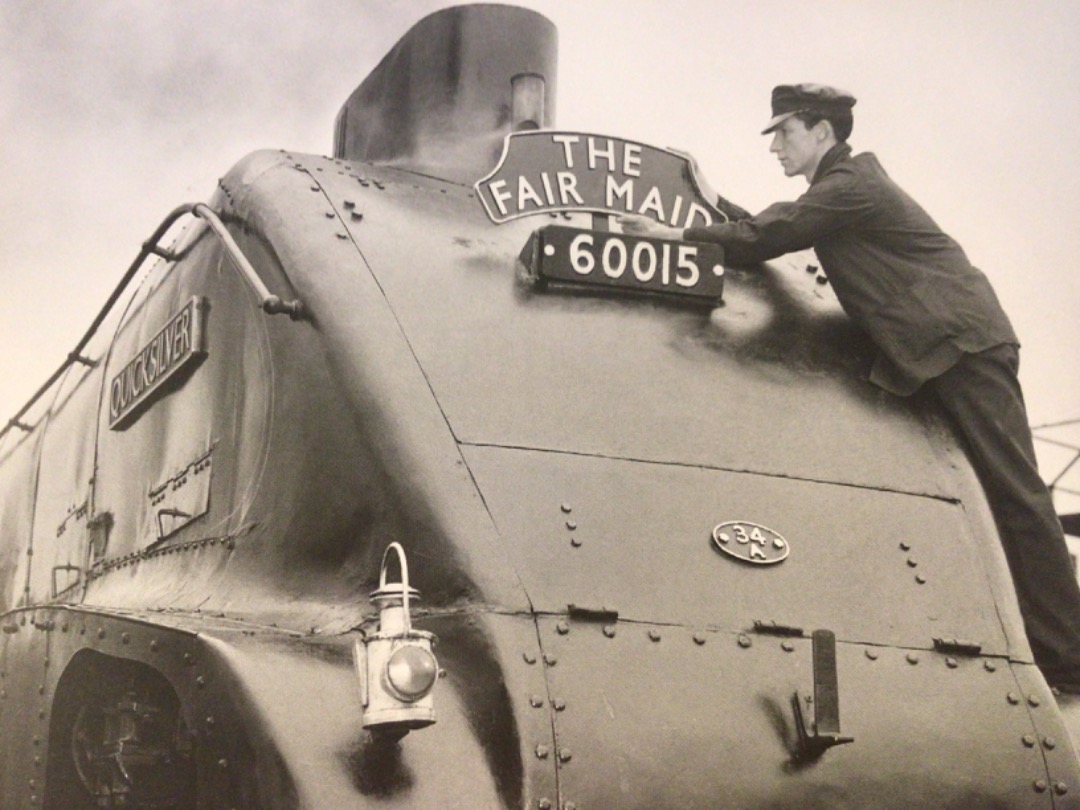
[1, 0, 1078, 507]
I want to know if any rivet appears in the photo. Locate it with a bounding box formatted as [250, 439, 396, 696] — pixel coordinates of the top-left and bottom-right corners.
[218, 758, 229, 770]
[781, 640, 794, 652]
[1007, 692, 1020, 705]
[649, 629, 662, 642]
[805, 264, 818, 274]
[556, 621, 569, 635]
[914, 574, 927, 584]
[865, 649, 879, 661]
[343, 200, 355, 208]
[336, 232, 348, 239]
[1043, 736, 1056, 750]
[539, 800, 552, 810]
[38, 684, 44, 695]
[565, 520, 577, 531]
[570, 537, 583, 548]
[1022, 734, 1036, 748]
[906, 558, 918, 568]
[1033, 779, 1048, 793]
[1028, 694, 1041, 707]
[121, 632, 131, 645]
[150, 639, 159, 652]
[560, 503, 572, 513]
[309, 185, 319, 191]
[984, 660, 997, 672]
[183, 653, 194, 666]
[553, 699, 566, 711]
[196, 675, 206, 688]
[97, 628, 106, 639]
[565, 802, 577, 810]
[899, 542, 911, 551]
[737, 634, 752, 649]
[1054, 782, 1068, 796]
[530, 695, 544, 708]
[906, 653, 919, 665]
[816, 275, 828, 285]
[544, 654, 557, 667]
[350, 211, 363, 221]
[324, 212, 334, 219]
[693, 633, 707, 646]
[603, 625, 616, 638]
[523, 652, 537, 665]
[945, 656, 958, 669]
[558, 747, 573, 763]
[535, 744, 550, 759]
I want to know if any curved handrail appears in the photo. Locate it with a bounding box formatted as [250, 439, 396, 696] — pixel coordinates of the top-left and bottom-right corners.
[1, 203, 305, 442]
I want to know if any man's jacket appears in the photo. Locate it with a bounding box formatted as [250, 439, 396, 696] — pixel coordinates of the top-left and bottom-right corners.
[685, 143, 1018, 395]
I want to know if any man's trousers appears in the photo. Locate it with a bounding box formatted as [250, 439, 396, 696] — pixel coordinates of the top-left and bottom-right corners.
[928, 343, 1080, 686]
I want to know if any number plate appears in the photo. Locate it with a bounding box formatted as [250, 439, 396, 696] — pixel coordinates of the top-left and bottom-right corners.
[521, 225, 725, 302]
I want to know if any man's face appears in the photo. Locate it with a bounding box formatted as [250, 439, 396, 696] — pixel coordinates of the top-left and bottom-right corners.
[769, 117, 822, 180]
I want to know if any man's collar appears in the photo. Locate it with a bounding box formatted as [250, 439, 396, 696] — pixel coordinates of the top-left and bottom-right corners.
[811, 142, 853, 184]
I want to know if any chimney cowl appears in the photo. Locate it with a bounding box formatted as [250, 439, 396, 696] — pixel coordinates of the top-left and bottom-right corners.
[334, 4, 558, 184]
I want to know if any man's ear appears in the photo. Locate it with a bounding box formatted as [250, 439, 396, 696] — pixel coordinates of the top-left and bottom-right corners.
[815, 119, 836, 143]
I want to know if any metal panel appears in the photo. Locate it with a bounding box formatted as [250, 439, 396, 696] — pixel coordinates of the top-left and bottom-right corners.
[26, 361, 102, 605]
[536, 616, 1058, 809]
[309, 154, 966, 502]
[0, 428, 43, 612]
[463, 444, 1010, 654]
[2, 606, 560, 809]
[93, 233, 272, 558]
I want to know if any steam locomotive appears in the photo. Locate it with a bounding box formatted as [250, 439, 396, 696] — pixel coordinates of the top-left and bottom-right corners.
[2, 4, 1079, 808]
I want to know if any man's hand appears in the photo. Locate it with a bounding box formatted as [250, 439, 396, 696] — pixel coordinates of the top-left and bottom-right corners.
[617, 214, 684, 241]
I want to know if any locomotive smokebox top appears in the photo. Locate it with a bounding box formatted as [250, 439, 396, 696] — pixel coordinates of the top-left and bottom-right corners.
[333, 4, 557, 183]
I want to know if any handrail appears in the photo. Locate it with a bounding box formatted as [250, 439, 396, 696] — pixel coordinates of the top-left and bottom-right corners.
[191, 203, 306, 319]
[1, 203, 305, 442]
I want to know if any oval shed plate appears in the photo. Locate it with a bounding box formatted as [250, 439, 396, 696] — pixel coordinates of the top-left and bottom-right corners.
[711, 521, 789, 565]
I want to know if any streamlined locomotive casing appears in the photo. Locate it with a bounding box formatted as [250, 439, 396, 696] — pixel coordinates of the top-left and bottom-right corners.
[2, 4, 1080, 809]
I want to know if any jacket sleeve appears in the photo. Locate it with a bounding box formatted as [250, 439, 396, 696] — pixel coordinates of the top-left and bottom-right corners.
[684, 169, 875, 266]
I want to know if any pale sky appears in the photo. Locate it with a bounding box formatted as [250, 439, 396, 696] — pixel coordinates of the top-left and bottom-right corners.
[1, 0, 1078, 508]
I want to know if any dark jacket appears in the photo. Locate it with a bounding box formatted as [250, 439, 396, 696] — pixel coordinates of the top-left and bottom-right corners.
[685, 143, 1018, 395]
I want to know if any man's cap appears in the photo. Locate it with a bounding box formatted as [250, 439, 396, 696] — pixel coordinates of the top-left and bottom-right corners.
[762, 84, 856, 135]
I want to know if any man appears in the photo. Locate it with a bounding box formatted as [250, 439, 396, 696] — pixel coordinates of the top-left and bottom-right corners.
[620, 83, 1080, 690]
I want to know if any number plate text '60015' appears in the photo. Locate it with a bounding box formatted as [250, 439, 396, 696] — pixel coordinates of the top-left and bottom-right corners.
[521, 225, 725, 303]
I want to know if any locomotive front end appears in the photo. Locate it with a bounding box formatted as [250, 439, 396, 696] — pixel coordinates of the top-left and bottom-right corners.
[2, 4, 1079, 809]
